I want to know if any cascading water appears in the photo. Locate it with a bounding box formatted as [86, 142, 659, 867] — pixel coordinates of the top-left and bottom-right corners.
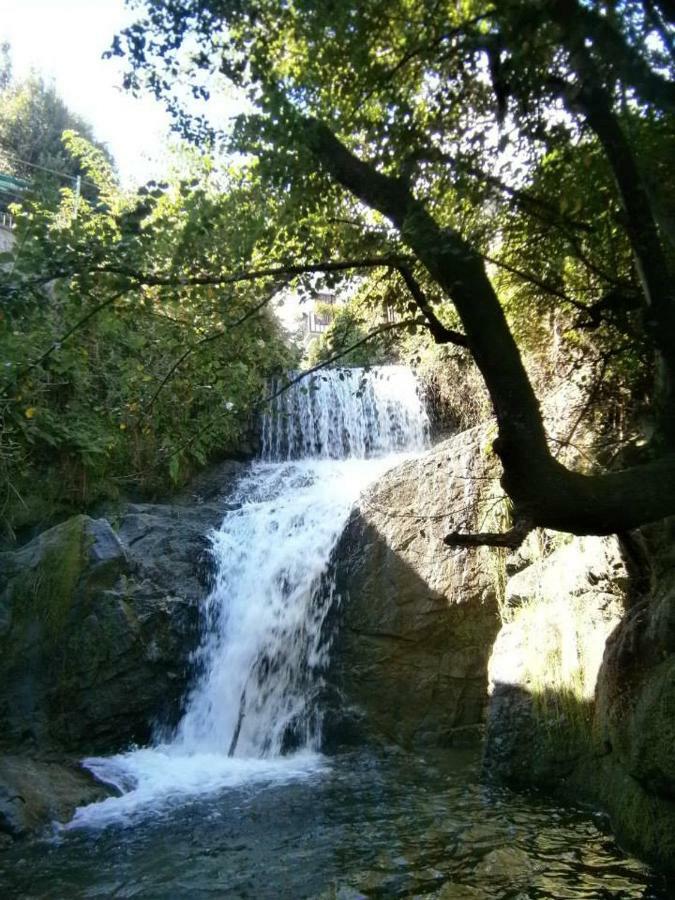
[69, 365, 429, 827]
[7, 367, 666, 900]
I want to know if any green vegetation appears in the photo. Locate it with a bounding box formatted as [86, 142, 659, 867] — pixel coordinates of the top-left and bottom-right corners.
[111, 0, 675, 542]
[3, 3, 675, 544]
[6, 516, 86, 645]
[0, 53, 112, 205]
[0, 130, 297, 539]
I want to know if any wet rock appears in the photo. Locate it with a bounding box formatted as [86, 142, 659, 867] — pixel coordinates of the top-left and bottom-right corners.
[435, 884, 488, 899]
[327, 426, 501, 748]
[475, 846, 538, 883]
[0, 461, 246, 756]
[0, 755, 110, 837]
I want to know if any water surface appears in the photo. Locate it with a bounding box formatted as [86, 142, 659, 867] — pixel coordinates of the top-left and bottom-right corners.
[0, 748, 669, 899]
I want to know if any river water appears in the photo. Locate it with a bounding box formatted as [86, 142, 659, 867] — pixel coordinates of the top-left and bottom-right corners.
[0, 367, 670, 897]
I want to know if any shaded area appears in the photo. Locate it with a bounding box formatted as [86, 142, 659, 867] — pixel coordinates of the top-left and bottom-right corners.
[323, 429, 502, 750]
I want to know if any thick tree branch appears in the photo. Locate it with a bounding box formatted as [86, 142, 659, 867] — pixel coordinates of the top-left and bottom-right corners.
[300, 115, 675, 534]
[549, 0, 675, 113]
[20, 254, 413, 293]
[302, 115, 553, 473]
[444, 522, 532, 550]
[547, 11, 675, 442]
[89, 255, 410, 288]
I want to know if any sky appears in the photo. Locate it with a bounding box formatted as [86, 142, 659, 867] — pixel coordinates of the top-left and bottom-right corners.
[1, 0, 195, 185]
[0, 0, 324, 329]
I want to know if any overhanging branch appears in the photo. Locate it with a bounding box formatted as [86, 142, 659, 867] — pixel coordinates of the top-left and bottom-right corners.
[444, 521, 532, 550]
[89, 255, 411, 288]
[395, 264, 468, 346]
[142, 280, 289, 416]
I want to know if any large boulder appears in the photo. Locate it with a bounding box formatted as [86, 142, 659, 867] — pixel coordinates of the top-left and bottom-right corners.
[484, 535, 628, 785]
[0, 460, 245, 755]
[586, 520, 675, 870]
[327, 427, 502, 748]
[483, 524, 675, 872]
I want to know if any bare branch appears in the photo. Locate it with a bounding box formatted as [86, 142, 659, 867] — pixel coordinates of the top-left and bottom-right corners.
[4, 288, 130, 395]
[443, 521, 532, 549]
[259, 318, 418, 407]
[163, 317, 418, 461]
[396, 264, 469, 346]
[89, 255, 411, 288]
[142, 280, 289, 416]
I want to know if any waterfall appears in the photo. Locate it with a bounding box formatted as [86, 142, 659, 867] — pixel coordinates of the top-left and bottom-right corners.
[70, 366, 428, 827]
[260, 366, 428, 460]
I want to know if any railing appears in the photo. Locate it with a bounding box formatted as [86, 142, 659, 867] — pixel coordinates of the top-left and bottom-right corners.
[0, 211, 14, 231]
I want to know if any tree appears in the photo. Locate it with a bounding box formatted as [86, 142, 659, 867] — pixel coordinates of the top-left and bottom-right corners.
[105, 1, 674, 543]
[0, 62, 113, 199]
[0, 134, 297, 536]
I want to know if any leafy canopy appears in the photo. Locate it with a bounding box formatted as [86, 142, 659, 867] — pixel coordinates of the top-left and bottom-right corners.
[107, 0, 675, 540]
[0, 134, 297, 538]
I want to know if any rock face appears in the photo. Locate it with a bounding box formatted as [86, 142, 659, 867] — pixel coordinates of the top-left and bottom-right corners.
[586, 521, 675, 870]
[327, 427, 502, 748]
[0, 460, 245, 755]
[0, 756, 109, 838]
[484, 535, 628, 784]
[484, 524, 675, 872]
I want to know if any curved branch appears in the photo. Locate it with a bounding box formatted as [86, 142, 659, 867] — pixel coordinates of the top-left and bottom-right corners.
[164, 317, 418, 461]
[395, 264, 468, 346]
[4, 288, 130, 395]
[259, 318, 418, 406]
[299, 115, 675, 535]
[90, 254, 411, 288]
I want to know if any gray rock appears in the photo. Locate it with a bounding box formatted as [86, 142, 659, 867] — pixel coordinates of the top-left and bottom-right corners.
[0, 460, 246, 757]
[327, 427, 502, 748]
[484, 524, 675, 873]
[0, 755, 110, 837]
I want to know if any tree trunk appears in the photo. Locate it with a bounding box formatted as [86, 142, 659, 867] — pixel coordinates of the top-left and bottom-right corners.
[302, 116, 675, 536]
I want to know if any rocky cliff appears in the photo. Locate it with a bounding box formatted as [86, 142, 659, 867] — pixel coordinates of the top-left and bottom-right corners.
[483, 522, 675, 872]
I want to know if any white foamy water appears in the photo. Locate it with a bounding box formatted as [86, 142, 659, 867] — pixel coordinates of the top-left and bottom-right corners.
[68, 367, 428, 827]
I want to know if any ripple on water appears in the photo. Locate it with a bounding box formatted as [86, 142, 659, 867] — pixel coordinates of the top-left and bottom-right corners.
[2, 748, 668, 899]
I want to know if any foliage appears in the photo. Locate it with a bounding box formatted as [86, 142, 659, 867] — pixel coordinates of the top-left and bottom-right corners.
[107, 0, 675, 539]
[0, 61, 113, 206]
[305, 291, 399, 368]
[0, 137, 297, 539]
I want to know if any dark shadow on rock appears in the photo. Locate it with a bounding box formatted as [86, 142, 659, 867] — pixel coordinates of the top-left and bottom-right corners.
[320, 435, 503, 751]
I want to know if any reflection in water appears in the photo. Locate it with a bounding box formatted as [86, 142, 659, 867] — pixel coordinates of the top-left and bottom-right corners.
[0, 749, 669, 898]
